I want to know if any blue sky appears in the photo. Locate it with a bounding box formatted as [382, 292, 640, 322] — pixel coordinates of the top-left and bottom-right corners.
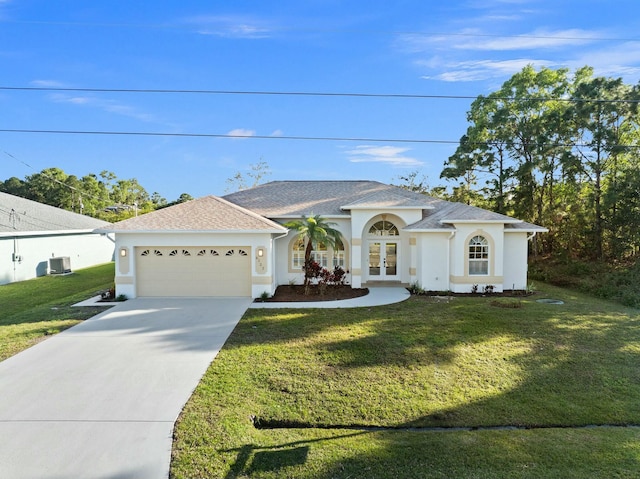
[1, 0, 640, 201]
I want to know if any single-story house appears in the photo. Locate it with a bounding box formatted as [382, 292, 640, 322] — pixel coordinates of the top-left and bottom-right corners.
[0, 192, 115, 285]
[103, 180, 547, 298]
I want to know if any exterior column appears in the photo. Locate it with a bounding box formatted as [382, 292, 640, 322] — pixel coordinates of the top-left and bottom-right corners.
[409, 235, 417, 284]
[351, 238, 362, 288]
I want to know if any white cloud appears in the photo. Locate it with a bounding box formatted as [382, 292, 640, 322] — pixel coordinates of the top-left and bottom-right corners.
[226, 128, 256, 139]
[421, 58, 554, 82]
[183, 15, 274, 39]
[399, 28, 601, 54]
[270, 129, 284, 137]
[30, 79, 69, 88]
[48, 93, 155, 122]
[346, 145, 423, 167]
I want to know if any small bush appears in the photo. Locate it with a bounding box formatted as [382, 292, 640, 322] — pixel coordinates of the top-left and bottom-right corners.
[408, 281, 425, 295]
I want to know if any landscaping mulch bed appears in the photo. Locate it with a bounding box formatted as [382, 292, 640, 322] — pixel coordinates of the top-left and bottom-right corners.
[259, 284, 369, 302]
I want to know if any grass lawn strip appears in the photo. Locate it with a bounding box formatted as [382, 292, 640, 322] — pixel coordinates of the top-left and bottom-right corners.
[0, 263, 115, 362]
[171, 283, 640, 478]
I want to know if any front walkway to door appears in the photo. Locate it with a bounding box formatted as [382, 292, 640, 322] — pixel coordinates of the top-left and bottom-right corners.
[0, 297, 251, 479]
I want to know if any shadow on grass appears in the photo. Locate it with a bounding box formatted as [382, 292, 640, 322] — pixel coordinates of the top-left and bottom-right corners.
[173, 287, 640, 478]
[222, 432, 367, 479]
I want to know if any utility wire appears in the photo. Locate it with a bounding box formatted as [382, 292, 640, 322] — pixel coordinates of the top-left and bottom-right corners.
[1, 128, 639, 148]
[1, 150, 113, 209]
[1, 86, 637, 104]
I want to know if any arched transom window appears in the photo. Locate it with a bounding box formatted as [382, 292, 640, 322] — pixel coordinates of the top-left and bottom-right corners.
[468, 235, 489, 275]
[368, 220, 399, 236]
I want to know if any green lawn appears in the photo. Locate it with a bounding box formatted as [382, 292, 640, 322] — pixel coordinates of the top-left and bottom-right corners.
[0, 263, 115, 361]
[171, 284, 640, 478]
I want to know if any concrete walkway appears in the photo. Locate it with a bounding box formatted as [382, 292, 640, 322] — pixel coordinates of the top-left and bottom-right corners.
[0, 297, 251, 479]
[250, 285, 410, 309]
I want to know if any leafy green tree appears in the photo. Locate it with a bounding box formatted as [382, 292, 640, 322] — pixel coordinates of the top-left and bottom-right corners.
[565, 68, 637, 259]
[284, 215, 343, 294]
[0, 177, 27, 197]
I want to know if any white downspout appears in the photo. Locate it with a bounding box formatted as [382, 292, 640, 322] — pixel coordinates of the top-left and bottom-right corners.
[447, 230, 456, 292]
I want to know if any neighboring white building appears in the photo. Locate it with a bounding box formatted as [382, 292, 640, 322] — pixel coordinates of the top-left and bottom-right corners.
[0, 192, 115, 285]
[104, 181, 547, 299]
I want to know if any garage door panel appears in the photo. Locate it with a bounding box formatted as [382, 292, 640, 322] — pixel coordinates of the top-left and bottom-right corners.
[135, 246, 251, 297]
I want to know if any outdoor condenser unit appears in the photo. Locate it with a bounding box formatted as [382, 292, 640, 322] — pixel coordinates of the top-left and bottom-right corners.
[49, 256, 72, 275]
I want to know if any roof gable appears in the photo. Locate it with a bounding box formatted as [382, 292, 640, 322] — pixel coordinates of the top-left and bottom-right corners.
[104, 195, 286, 233]
[0, 192, 110, 235]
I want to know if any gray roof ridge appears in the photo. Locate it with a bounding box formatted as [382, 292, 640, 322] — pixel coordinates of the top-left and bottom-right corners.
[205, 195, 287, 230]
[342, 189, 433, 208]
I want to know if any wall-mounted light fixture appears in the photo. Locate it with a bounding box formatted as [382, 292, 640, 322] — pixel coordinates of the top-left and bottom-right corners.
[257, 248, 264, 257]
[120, 248, 128, 257]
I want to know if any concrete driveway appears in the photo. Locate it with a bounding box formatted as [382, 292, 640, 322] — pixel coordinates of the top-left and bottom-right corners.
[0, 297, 251, 479]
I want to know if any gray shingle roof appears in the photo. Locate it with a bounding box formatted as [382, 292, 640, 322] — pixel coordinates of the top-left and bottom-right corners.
[0, 192, 110, 235]
[104, 195, 287, 232]
[223, 180, 438, 216]
[405, 198, 547, 232]
[342, 190, 434, 209]
[223, 180, 546, 232]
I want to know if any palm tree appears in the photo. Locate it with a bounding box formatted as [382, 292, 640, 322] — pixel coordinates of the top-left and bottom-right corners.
[284, 214, 343, 294]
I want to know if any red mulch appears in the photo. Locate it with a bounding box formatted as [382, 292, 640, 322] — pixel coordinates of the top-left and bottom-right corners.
[258, 285, 369, 302]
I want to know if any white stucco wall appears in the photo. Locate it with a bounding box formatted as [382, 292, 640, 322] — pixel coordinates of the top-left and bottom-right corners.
[114, 232, 276, 298]
[0, 232, 115, 285]
[503, 232, 530, 291]
[448, 223, 506, 293]
[415, 232, 451, 292]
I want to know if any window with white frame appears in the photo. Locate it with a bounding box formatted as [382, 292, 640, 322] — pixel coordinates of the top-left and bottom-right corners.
[333, 239, 346, 268]
[291, 238, 346, 270]
[368, 220, 399, 236]
[292, 238, 305, 269]
[468, 235, 489, 275]
[310, 242, 329, 268]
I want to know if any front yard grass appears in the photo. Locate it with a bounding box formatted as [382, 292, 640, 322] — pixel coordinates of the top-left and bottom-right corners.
[0, 262, 114, 361]
[171, 284, 640, 478]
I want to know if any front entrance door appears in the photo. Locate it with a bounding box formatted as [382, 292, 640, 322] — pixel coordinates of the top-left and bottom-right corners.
[368, 241, 398, 280]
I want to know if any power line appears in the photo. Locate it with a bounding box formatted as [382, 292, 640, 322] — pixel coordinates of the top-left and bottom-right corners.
[1, 150, 112, 209]
[1, 86, 637, 103]
[0, 128, 460, 143]
[1, 128, 639, 149]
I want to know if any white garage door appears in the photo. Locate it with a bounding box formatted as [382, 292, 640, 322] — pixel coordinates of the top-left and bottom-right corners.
[135, 246, 251, 297]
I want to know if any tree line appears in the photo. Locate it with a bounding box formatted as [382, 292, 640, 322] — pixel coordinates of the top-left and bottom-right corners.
[0, 168, 192, 221]
[440, 65, 640, 261]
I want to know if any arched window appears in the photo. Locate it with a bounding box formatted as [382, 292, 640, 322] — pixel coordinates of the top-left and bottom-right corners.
[368, 220, 398, 236]
[290, 237, 347, 270]
[292, 238, 305, 269]
[333, 239, 346, 268]
[469, 235, 489, 275]
[311, 242, 329, 268]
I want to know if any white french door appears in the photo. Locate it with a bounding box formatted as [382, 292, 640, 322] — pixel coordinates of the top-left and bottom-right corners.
[368, 241, 398, 280]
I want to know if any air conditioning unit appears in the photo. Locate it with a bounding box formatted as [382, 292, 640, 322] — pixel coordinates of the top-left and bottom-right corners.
[49, 256, 72, 275]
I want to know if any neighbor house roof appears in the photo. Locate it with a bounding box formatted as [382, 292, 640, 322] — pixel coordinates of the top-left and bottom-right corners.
[102, 195, 287, 233]
[0, 192, 110, 236]
[223, 180, 439, 217]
